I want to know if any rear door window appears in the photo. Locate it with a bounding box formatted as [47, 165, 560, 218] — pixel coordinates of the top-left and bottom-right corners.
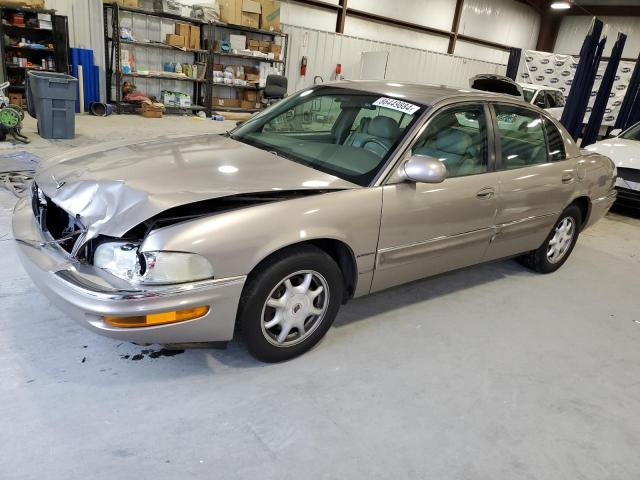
[493, 104, 549, 169]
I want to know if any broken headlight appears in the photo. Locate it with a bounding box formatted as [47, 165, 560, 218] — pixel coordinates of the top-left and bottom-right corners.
[93, 242, 214, 285]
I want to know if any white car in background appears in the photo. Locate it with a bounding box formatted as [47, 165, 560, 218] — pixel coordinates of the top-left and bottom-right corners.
[586, 123, 640, 210]
[520, 83, 565, 120]
[469, 75, 564, 129]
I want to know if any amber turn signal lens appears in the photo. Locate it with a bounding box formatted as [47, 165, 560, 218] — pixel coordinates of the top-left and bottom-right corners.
[102, 306, 209, 328]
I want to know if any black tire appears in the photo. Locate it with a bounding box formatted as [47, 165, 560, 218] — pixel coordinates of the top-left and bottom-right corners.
[518, 205, 582, 274]
[237, 245, 344, 362]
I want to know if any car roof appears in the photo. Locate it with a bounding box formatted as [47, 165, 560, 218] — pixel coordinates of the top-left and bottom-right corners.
[323, 80, 518, 107]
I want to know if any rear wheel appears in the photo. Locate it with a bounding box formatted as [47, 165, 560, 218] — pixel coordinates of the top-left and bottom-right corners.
[518, 205, 581, 273]
[238, 245, 344, 362]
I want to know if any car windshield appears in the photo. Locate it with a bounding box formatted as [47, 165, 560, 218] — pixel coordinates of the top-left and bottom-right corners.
[232, 87, 426, 186]
[522, 88, 535, 103]
[620, 122, 640, 141]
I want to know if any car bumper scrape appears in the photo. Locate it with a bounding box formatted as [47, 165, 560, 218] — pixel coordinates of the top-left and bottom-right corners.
[12, 197, 245, 343]
[585, 189, 617, 229]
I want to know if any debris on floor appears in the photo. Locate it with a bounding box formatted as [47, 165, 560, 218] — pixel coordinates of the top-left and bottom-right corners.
[0, 150, 41, 196]
[120, 348, 185, 361]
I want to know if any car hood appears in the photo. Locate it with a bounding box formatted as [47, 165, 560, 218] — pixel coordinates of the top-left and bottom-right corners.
[35, 133, 358, 240]
[586, 138, 640, 169]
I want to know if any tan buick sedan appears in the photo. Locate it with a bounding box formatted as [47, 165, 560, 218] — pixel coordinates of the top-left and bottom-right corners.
[13, 81, 616, 361]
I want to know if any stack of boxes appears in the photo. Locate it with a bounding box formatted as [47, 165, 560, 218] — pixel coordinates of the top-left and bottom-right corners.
[246, 39, 280, 60]
[219, 0, 281, 31]
[166, 22, 201, 50]
[102, 0, 139, 6]
[226, 34, 282, 61]
[211, 62, 262, 109]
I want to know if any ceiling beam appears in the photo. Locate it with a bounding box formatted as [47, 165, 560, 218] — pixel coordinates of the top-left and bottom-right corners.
[345, 8, 452, 38]
[335, 0, 347, 33]
[447, 0, 464, 54]
[536, 9, 563, 51]
[289, 0, 340, 13]
[291, 0, 515, 53]
[566, 5, 640, 16]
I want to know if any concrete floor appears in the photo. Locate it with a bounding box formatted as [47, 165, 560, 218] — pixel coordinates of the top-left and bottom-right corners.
[1, 114, 640, 480]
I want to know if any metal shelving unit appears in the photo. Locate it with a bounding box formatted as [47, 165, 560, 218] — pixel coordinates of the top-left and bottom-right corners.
[103, 3, 288, 116]
[210, 22, 288, 112]
[0, 5, 70, 98]
[104, 3, 211, 115]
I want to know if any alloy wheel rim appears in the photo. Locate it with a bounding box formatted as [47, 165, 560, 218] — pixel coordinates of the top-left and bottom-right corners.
[547, 217, 575, 264]
[260, 270, 329, 347]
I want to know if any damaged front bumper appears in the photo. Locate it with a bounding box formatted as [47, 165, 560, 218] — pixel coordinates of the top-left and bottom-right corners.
[12, 197, 246, 344]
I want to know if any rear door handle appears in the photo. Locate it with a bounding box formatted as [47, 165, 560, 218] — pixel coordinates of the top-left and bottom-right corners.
[561, 173, 575, 184]
[476, 187, 495, 199]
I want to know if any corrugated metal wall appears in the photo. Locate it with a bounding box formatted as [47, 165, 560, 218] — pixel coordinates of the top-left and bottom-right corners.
[555, 16, 640, 59]
[283, 25, 505, 94]
[458, 0, 540, 63]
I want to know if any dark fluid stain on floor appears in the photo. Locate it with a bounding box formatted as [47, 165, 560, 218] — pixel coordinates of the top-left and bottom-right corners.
[120, 348, 185, 361]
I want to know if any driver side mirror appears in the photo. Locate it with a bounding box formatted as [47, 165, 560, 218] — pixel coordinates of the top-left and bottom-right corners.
[608, 128, 622, 138]
[399, 154, 447, 184]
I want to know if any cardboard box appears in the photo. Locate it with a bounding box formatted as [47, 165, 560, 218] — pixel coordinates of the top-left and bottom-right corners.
[102, 0, 138, 7]
[243, 90, 257, 102]
[241, 0, 261, 28]
[175, 23, 190, 38]
[245, 73, 259, 82]
[259, 40, 271, 47]
[220, 0, 262, 28]
[219, 0, 241, 25]
[260, 0, 280, 31]
[241, 100, 258, 109]
[141, 102, 164, 118]
[165, 34, 185, 47]
[247, 39, 260, 49]
[9, 92, 23, 106]
[213, 63, 224, 71]
[212, 97, 241, 108]
[189, 25, 201, 50]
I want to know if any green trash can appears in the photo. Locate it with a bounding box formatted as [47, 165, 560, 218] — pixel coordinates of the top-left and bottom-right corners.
[26, 71, 78, 139]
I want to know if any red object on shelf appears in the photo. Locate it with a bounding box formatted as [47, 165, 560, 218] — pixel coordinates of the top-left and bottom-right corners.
[336, 64, 342, 75]
[10, 13, 25, 25]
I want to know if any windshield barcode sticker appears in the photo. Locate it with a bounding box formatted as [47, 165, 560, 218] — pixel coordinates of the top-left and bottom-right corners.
[373, 97, 420, 114]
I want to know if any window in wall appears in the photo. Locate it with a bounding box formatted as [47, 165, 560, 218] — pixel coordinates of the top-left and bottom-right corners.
[411, 105, 488, 178]
[494, 104, 548, 169]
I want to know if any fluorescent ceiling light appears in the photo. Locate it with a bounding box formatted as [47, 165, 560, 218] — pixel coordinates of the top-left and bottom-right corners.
[550, 1, 571, 9]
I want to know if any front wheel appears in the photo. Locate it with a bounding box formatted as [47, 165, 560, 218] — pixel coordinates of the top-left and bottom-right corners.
[238, 245, 344, 362]
[518, 205, 581, 273]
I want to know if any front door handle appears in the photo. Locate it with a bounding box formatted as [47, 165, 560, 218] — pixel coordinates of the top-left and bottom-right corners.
[561, 173, 575, 184]
[476, 187, 495, 199]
